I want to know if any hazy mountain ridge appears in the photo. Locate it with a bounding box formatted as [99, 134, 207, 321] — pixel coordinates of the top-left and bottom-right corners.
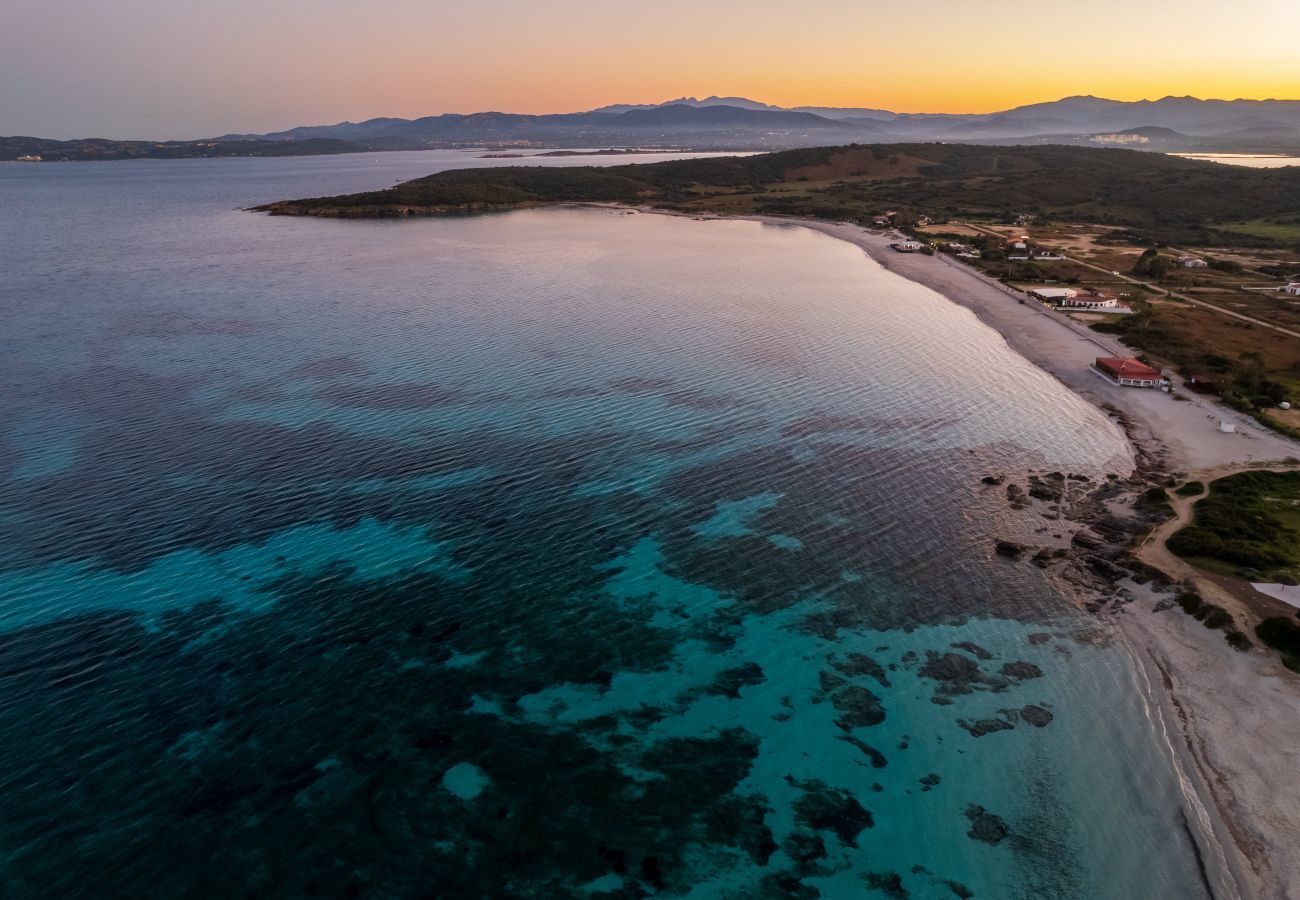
[220, 94, 1300, 148]
[7, 95, 1300, 160]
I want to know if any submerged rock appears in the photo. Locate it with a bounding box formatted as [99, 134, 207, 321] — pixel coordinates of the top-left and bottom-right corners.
[782, 831, 828, 868]
[789, 777, 875, 847]
[920, 652, 980, 684]
[703, 662, 766, 698]
[999, 661, 1043, 681]
[833, 652, 891, 687]
[832, 685, 886, 728]
[919, 773, 941, 791]
[839, 734, 888, 768]
[958, 718, 1014, 738]
[760, 873, 821, 899]
[950, 641, 993, 660]
[1019, 705, 1054, 727]
[705, 793, 777, 866]
[864, 870, 909, 898]
[964, 804, 1009, 845]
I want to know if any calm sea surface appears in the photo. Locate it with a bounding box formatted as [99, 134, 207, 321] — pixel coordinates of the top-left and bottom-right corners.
[1, 152, 1217, 898]
[1168, 152, 1300, 168]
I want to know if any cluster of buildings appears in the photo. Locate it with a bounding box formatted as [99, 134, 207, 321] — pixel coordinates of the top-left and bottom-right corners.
[1005, 236, 1064, 262]
[943, 241, 981, 258]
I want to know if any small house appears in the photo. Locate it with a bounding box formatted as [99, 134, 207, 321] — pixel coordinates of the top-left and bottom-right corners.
[1179, 256, 1208, 268]
[1283, 282, 1300, 296]
[1094, 357, 1165, 388]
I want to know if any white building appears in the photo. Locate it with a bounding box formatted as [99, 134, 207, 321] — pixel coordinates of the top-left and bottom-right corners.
[891, 240, 925, 253]
[1029, 287, 1078, 302]
[1283, 282, 1300, 296]
[1062, 295, 1118, 310]
[1179, 256, 1208, 268]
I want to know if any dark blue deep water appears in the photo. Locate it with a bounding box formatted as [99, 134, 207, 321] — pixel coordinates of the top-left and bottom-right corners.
[0, 152, 1218, 898]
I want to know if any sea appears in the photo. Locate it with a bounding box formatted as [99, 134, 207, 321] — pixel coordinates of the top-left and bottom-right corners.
[1168, 152, 1300, 168]
[0, 150, 1222, 898]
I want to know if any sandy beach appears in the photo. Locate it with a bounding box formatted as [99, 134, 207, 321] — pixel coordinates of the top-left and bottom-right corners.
[746, 215, 1300, 900]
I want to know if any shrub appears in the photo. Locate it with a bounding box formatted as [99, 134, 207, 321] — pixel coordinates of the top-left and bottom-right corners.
[1139, 486, 1171, 508]
[1225, 631, 1253, 652]
[1256, 617, 1300, 671]
[1175, 591, 1204, 614]
[1174, 481, 1205, 497]
[1199, 605, 1233, 630]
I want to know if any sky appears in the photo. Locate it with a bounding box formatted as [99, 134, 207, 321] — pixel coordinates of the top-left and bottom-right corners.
[3, 0, 1299, 139]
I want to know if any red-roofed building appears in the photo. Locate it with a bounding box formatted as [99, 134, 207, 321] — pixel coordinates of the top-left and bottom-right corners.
[1094, 357, 1166, 388]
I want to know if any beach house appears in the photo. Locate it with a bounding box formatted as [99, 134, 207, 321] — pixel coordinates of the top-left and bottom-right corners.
[1094, 357, 1166, 388]
[891, 240, 925, 253]
[1029, 287, 1078, 302]
[1062, 294, 1119, 310]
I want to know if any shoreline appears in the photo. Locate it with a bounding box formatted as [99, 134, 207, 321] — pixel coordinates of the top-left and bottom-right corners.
[767, 214, 1300, 900]
[617, 206, 1300, 899]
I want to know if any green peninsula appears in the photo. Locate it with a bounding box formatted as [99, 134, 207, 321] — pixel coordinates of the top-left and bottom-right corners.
[253, 143, 1300, 246]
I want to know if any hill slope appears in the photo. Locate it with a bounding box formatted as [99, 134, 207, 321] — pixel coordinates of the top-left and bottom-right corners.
[252, 143, 1300, 243]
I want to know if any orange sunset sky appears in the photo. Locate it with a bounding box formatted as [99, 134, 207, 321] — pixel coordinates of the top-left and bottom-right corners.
[3, 0, 1299, 138]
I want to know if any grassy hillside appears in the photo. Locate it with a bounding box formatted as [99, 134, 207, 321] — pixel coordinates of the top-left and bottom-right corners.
[255, 143, 1300, 244]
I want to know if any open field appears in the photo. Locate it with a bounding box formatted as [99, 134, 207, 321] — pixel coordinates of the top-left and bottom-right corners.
[1226, 219, 1300, 244]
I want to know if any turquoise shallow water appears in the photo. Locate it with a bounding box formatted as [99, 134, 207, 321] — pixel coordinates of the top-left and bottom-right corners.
[0, 155, 1213, 897]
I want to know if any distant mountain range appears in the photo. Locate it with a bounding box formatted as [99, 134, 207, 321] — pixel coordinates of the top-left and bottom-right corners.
[7, 95, 1300, 161]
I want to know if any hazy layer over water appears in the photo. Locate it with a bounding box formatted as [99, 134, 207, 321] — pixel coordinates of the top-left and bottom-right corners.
[0, 157, 1211, 898]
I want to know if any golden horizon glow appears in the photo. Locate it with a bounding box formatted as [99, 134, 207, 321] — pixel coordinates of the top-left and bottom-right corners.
[4, 0, 1299, 138]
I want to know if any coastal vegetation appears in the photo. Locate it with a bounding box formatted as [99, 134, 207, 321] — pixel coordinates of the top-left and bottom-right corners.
[1167, 471, 1300, 581]
[254, 144, 1300, 247]
[1, 136, 365, 162]
[1255, 617, 1300, 671]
